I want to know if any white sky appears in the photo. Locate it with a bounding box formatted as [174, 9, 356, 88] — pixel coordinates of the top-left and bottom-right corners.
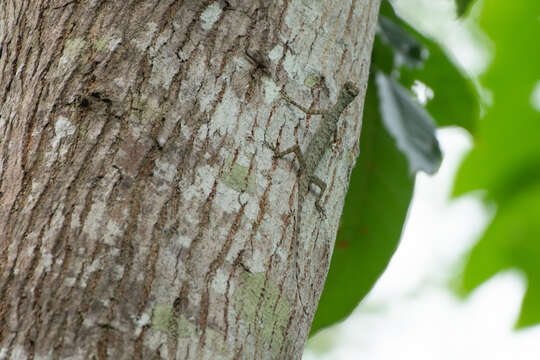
[303, 1, 540, 358]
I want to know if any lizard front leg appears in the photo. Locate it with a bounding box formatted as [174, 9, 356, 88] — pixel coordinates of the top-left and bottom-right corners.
[281, 91, 325, 115]
[264, 139, 308, 170]
[271, 145, 307, 171]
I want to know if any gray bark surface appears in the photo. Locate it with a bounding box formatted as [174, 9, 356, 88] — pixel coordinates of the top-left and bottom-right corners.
[0, 0, 379, 359]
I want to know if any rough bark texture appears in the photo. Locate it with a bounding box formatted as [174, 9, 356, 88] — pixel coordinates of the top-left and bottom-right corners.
[0, 0, 379, 359]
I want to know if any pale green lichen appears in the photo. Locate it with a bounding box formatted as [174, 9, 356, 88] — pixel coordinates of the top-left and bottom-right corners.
[152, 304, 227, 355]
[93, 36, 110, 52]
[65, 38, 86, 56]
[232, 272, 291, 355]
[60, 38, 87, 66]
[152, 304, 191, 338]
[304, 73, 322, 88]
[220, 155, 256, 194]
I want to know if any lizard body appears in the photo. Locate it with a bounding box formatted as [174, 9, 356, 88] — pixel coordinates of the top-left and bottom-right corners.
[269, 81, 359, 311]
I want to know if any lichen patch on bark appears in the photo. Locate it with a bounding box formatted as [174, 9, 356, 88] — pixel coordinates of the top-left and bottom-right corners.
[231, 272, 292, 355]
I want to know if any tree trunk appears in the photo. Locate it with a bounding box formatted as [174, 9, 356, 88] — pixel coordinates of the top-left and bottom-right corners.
[0, 0, 379, 358]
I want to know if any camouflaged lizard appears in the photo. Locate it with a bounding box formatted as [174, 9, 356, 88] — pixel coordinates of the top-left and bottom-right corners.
[268, 81, 359, 311]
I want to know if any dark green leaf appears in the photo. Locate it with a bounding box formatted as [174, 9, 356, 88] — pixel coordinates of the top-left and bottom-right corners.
[379, 0, 480, 133]
[310, 76, 414, 335]
[376, 72, 441, 175]
[377, 15, 425, 68]
[311, 1, 482, 334]
[399, 36, 479, 134]
[456, 0, 476, 17]
[371, 35, 395, 75]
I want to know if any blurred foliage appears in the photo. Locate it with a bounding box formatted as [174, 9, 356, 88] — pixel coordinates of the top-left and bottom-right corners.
[310, 0, 480, 334]
[378, 5, 480, 133]
[456, 0, 477, 17]
[454, 0, 540, 328]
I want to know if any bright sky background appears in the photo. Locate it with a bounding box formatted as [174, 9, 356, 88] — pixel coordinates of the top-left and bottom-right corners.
[303, 0, 540, 358]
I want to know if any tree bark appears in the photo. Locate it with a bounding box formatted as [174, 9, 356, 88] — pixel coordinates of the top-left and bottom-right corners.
[0, 0, 379, 359]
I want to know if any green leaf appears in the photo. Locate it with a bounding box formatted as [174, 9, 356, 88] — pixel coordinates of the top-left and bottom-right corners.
[460, 183, 540, 327]
[310, 76, 414, 335]
[376, 71, 441, 175]
[454, 0, 540, 328]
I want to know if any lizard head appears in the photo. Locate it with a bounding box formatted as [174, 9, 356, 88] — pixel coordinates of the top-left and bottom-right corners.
[343, 81, 360, 98]
[336, 82, 360, 108]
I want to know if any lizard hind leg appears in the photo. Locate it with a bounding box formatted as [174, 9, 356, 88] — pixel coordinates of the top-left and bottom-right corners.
[309, 175, 327, 217]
